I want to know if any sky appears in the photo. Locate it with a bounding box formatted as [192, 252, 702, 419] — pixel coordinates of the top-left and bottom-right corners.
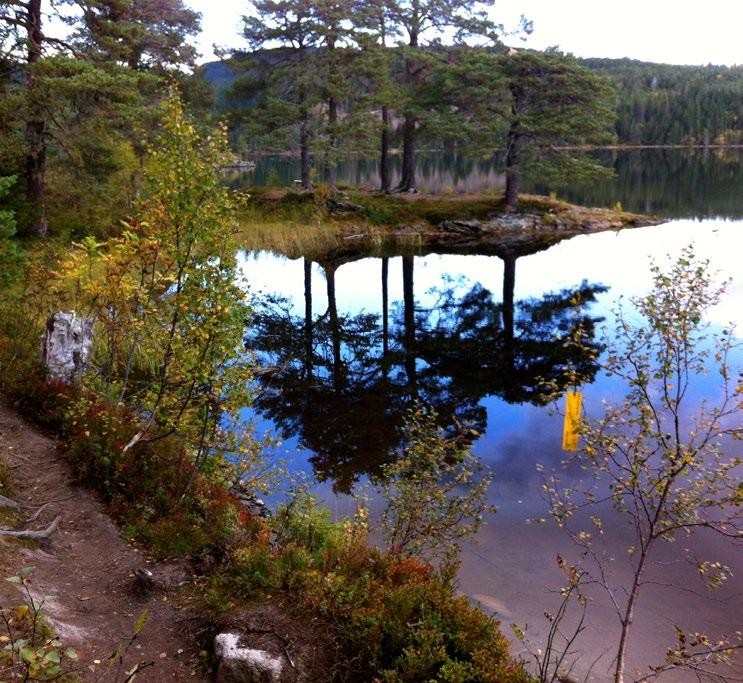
[185, 0, 742, 67]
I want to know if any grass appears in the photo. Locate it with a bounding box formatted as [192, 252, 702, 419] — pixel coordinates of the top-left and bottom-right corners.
[234, 186, 644, 259]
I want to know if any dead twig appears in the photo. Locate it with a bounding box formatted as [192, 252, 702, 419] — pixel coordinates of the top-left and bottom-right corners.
[24, 502, 53, 524]
[6, 451, 35, 465]
[283, 645, 296, 669]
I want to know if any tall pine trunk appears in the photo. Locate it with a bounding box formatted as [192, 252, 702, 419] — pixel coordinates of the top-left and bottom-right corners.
[300, 113, 312, 190]
[323, 36, 337, 193]
[380, 106, 391, 193]
[396, 31, 418, 192]
[397, 115, 416, 192]
[324, 95, 337, 192]
[26, 0, 47, 236]
[505, 124, 520, 211]
[505, 90, 522, 211]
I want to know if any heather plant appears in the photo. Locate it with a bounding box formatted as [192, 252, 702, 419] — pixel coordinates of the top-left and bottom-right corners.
[215, 487, 530, 683]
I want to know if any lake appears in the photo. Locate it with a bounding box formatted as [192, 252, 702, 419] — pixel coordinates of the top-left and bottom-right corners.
[238, 150, 743, 680]
[228, 147, 743, 218]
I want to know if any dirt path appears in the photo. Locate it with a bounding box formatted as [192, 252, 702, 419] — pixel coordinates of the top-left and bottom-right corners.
[0, 401, 210, 682]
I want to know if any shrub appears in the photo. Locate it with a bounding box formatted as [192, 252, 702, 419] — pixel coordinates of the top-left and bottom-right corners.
[212, 490, 530, 682]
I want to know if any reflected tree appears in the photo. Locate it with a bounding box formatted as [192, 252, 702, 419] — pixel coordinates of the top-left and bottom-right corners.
[245, 255, 607, 492]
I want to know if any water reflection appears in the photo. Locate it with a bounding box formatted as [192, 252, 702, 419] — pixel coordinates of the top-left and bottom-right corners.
[245, 252, 606, 493]
[240, 219, 743, 679]
[226, 148, 743, 219]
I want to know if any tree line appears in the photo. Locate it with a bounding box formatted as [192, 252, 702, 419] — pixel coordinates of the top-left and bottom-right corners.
[582, 57, 743, 146]
[222, 0, 615, 203]
[4, 0, 743, 240]
[217, 5, 743, 193]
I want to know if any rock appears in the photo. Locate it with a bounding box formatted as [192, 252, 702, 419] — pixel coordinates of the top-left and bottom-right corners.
[231, 482, 271, 518]
[437, 219, 488, 235]
[327, 198, 362, 216]
[133, 567, 156, 595]
[41, 311, 93, 384]
[214, 633, 284, 683]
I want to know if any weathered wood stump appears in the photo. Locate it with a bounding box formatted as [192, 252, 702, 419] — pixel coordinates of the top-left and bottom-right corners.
[41, 311, 93, 384]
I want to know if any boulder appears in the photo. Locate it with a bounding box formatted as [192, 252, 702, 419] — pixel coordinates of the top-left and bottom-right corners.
[214, 633, 284, 683]
[41, 311, 93, 384]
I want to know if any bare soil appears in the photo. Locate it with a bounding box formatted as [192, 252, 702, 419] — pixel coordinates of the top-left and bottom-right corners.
[0, 401, 210, 682]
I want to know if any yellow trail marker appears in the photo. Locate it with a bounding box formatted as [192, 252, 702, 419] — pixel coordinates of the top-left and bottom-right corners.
[562, 391, 583, 451]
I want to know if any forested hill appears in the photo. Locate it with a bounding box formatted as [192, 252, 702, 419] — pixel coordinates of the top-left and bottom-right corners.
[579, 58, 743, 145]
[204, 55, 743, 147]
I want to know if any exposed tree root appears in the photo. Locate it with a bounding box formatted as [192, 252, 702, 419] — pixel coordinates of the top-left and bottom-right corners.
[0, 515, 61, 539]
[25, 502, 53, 524]
[0, 493, 20, 509]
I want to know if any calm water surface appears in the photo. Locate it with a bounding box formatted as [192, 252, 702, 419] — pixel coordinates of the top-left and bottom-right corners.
[238, 154, 743, 679]
[230, 148, 743, 219]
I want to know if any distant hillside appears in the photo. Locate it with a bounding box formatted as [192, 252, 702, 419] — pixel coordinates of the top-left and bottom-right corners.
[202, 54, 743, 146]
[579, 58, 743, 145]
[203, 50, 293, 113]
[202, 61, 238, 89]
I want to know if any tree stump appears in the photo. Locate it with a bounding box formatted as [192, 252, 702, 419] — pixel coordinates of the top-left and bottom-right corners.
[41, 311, 93, 384]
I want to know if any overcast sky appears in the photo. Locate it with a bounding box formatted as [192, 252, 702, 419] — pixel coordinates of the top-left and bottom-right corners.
[185, 0, 742, 67]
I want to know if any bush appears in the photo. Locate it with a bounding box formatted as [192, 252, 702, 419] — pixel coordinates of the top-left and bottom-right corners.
[212, 490, 530, 682]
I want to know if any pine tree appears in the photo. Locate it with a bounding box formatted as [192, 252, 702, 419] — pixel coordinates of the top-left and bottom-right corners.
[385, 0, 500, 192]
[241, 0, 323, 189]
[498, 50, 616, 209]
[72, 0, 201, 72]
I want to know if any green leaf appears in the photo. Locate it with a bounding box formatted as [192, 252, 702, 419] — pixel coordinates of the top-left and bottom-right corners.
[44, 649, 61, 663]
[45, 663, 62, 676]
[134, 609, 148, 635]
[19, 647, 36, 663]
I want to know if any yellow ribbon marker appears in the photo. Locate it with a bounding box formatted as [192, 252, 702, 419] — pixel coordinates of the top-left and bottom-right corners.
[562, 391, 583, 451]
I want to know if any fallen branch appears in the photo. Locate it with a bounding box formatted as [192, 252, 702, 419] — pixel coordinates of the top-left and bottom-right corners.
[0, 516, 61, 540]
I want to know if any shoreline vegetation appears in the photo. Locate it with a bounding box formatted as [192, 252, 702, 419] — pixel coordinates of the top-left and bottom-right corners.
[236, 186, 662, 259]
[243, 142, 743, 159]
[1, 60, 738, 674]
[1, 0, 741, 676]
[0, 98, 549, 681]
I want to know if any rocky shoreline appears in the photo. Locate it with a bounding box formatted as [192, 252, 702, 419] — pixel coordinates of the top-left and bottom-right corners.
[318, 196, 664, 263]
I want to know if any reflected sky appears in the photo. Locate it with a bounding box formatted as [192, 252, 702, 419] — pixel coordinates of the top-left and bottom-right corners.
[241, 219, 743, 329]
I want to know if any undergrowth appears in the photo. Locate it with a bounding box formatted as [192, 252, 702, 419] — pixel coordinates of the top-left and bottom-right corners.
[203, 492, 531, 682]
